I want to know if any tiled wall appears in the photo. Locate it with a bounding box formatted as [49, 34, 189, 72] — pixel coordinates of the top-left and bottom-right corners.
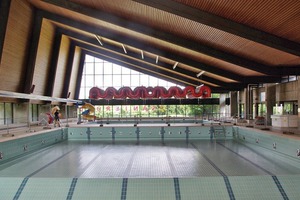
[68, 126, 233, 142]
[233, 126, 300, 162]
[0, 128, 68, 164]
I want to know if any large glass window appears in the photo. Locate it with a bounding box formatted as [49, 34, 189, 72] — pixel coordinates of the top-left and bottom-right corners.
[80, 55, 219, 119]
[80, 55, 178, 99]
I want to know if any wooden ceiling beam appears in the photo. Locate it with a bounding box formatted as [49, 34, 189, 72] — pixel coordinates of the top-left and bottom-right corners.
[42, 11, 247, 82]
[41, 1, 279, 75]
[0, 0, 11, 62]
[133, 0, 300, 57]
[23, 10, 43, 94]
[77, 42, 200, 86]
[61, 28, 247, 89]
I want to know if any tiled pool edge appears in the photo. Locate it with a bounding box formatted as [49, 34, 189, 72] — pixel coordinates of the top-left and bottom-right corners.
[0, 128, 68, 164]
[233, 126, 300, 164]
[1, 176, 300, 200]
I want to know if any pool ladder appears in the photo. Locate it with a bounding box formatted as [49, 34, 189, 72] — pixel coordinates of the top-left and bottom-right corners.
[210, 124, 226, 139]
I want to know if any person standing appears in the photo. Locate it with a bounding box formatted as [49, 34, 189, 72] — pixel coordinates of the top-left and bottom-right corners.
[54, 109, 61, 127]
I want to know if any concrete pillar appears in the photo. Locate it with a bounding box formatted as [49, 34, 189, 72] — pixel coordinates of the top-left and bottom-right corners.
[297, 79, 300, 129]
[230, 91, 238, 117]
[265, 84, 276, 126]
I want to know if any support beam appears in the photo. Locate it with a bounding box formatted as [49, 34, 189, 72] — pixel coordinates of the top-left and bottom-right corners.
[23, 10, 43, 94]
[40, 1, 300, 75]
[133, 0, 300, 57]
[74, 51, 85, 99]
[78, 45, 199, 86]
[46, 30, 62, 96]
[60, 28, 246, 89]
[62, 42, 76, 98]
[0, 0, 11, 63]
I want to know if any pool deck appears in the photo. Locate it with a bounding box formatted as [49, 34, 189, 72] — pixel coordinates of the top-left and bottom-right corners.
[1, 120, 300, 143]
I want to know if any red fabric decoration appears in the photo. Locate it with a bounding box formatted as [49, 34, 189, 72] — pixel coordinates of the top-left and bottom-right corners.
[89, 85, 211, 100]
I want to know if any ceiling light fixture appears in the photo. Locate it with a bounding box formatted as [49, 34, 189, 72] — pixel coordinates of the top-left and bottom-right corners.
[122, 44, 127, 54]
[94, 34, 103, 46]
[173, 62, 178, 69]
[141, 50, 144, 59]
[196, 71, 205, 77]
[156, 56, 159, 64]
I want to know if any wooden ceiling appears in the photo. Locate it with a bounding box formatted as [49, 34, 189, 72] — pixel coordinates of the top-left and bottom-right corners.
[28, 0, 300, 92]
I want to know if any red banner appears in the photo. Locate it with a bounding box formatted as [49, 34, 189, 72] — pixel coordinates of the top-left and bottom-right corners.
[89, 85, 211, 100]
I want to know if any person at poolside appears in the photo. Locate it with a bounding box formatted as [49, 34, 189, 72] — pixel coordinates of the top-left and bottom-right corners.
[54, 110, 61, 127]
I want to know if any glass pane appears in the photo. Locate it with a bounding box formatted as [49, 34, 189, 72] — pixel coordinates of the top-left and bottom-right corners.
[95, 75, 104, 87]
[95, 106, 103, 118]
[158, 79, 167, 87]
[149, 105, 159, 117]
[122, 75, 130, 86]
[79, 89, 85, 99]
[0, 103, 4, 124]
[80, 75, 86, 87]
[149, 76, 158, 86]
[104, 75, 113, 87]
[122, 67, 131, 74]
[158, 105, 167, 117]
[5, 103, 13, 124]
[131, 105, 140, 117]
[113, 64, 122, 74]
[95, 63, 103, 74]
[94, 57, 103, 63]
[131, 69, 139, 74]
[85, 75, 94, 87]
[140, 75, 148, 86]
[140, 105, 149, 117]
[113, 75, 122, 88]
[104, 63, 113, 74]
[32, 104, 38, 121]
[85, 55, 94, 62]
[130, 75, 139, 87]
[113, 105, 121, 117]
[85, 63, 94, 74]
[103, 105, 113, 117]
[121, 105, 131, 117]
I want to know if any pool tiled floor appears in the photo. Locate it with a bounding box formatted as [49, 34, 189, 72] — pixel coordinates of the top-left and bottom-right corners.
[0, 139, 300, 199]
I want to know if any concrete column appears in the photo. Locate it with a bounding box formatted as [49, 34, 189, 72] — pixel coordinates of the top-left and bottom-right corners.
[230, 91, 238, 117]
[297, 80, 300, 129]
[265, 84, 276, 126]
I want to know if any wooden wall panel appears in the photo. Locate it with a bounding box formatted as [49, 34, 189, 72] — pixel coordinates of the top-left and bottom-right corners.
[68, 46, 81, 100]
[32, 19, 55, 96]
[0, 0, 33, 94]
[52, 35, 70, 98]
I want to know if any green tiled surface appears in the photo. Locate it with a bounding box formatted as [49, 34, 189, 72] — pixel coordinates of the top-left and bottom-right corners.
[233, 126, 300, 160]
[229, 176, 283, 200]
[180, 177, 230, 200]
[3, 176, 300, 199]
[0, 128, 67, 164]
[277, 175, 300, 200]
[0, 126, 300, 199]
[0, 177, 24, 199]
[72, 178, 123, 200]
[126, 178, 176, 200]
[18, 178, 73, 200]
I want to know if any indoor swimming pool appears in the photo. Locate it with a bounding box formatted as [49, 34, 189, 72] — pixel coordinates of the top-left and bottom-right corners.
[0, 124, 299, 199]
